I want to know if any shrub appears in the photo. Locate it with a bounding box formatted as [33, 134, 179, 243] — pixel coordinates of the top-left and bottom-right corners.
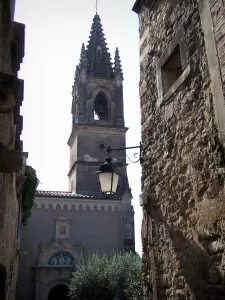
[69, 252, 143, 300]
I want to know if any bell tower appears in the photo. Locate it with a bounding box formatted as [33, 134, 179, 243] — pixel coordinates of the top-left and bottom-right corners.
[68, 13, 129, 198]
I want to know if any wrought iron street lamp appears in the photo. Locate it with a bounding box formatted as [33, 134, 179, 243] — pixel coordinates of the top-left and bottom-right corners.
[96, 156, 119, 198]
[96, 143, 143, 198]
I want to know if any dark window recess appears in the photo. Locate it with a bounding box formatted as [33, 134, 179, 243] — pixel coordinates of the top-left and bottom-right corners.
[161, 45, 182, 95]
[97, 49, 101, 57]
[94, 93, 108, 121]
[0, 264, 6, 300]
[99, 142, 106, 149]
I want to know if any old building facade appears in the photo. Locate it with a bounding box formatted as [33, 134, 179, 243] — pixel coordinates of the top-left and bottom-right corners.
[133, 0, 225, 299]
[16, 13, 135, 300]
[0, 1, 26, 300]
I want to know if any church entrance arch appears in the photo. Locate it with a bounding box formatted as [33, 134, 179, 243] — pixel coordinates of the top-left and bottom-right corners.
[48, 284, 69, 300]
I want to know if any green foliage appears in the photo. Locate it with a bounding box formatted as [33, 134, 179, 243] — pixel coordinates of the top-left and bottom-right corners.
[68, 252, 143, 300]
[21, 165, 39, 225]
[107, 252, 143, 300]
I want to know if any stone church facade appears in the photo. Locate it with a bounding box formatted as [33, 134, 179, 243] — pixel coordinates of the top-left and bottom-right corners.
[16, 13, 134, 300]
[133, 0, 225, 299]
[0, 1, 26, 299]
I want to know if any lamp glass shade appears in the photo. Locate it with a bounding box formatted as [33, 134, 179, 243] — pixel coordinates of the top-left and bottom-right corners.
[97, 171, 119, 196]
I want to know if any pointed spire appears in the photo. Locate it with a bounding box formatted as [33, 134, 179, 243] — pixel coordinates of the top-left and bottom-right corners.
[86, 13, 113, 78]
[79, 43, 88, 69]
[114, 47, 123, 80]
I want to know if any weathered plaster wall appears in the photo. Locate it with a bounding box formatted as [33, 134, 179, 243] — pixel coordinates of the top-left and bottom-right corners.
[16, 200, 123, 299]
[137, 0, 225, 299]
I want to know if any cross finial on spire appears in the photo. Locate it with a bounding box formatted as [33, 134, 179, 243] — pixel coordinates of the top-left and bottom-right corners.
[96, 0, 98, 13]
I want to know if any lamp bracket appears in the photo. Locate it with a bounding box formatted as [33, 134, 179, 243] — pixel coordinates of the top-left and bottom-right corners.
[106, 142, 144, 165]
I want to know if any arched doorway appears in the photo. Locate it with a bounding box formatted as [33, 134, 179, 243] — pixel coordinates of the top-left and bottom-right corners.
[48, 284, 69, 300]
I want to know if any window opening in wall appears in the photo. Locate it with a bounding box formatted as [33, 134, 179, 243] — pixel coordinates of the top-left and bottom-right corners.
[55, 216, 70, 240]
[59, 226, 66, 235]
[161, 45, 182, 95]
[0, 264, 6, 300]
[97, 46, 102, 58]
[94, 92, 108, 121]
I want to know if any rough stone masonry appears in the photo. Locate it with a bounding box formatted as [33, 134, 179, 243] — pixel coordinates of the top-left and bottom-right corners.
[0, 1, 26, 299]
[133, 0, 225, 299]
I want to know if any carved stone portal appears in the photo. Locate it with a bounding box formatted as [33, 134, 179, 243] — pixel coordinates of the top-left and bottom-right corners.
[33, 240, 85, 300]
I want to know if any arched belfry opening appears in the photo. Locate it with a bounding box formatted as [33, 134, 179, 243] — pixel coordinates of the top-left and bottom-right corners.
[94, 92, 108, 121]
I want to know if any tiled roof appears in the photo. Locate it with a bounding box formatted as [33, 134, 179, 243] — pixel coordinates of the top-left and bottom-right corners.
[36, 190, 93, 199]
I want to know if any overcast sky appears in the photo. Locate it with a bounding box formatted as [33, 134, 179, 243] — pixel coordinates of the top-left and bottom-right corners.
[15, 0, 142, 254]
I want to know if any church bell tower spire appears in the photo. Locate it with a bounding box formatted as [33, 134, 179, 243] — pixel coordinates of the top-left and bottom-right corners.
[86, 13, 113, 78]
[67, 12, 134, 251]
[68, 13, 128, 197]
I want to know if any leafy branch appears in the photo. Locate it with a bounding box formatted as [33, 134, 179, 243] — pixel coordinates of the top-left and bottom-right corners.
[21, 165, 39, 225]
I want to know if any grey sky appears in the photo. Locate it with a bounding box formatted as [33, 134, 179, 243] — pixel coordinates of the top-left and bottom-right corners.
[15, 0, 142, 254]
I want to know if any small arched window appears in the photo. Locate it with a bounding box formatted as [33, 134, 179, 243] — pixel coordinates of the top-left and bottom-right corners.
[97, 46, 102, 58]
[48, 251, 74, 266]
[94, 92, 108, 121]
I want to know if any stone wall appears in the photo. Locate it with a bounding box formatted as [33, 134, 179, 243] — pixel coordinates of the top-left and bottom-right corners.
[0, 1, 26, 299]
[134, 0, 225, 299]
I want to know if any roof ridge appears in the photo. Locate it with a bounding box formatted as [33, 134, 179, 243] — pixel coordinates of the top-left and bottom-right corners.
[36, 190, 93, 199]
